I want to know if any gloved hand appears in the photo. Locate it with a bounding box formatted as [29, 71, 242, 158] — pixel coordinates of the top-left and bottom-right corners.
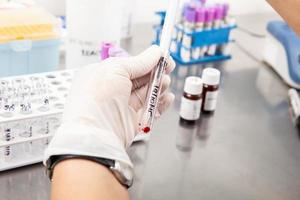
[44, 45, 175, 171]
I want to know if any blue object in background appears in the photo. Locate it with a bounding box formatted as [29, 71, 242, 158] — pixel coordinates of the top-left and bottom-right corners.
[171, 25, 236, 65]
[155, 11, 166, 26]
[0, 39, 60, 77]
[153, 11, 236, 65]
[267, 21, 300, 85]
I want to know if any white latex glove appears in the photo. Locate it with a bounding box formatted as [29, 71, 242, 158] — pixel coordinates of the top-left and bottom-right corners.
[44, 45, 175, 170]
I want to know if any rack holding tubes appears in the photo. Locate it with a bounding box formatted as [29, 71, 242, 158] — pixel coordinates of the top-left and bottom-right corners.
[171, 24, 236, 65]
[153, 3, 237, 65]
[0, 70, 74, 171]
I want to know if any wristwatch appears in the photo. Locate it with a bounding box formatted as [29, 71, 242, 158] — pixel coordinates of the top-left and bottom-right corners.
[46, 155, 134, 188]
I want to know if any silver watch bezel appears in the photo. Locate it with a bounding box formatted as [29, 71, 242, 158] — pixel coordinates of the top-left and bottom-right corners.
[110, 160, 133, 187]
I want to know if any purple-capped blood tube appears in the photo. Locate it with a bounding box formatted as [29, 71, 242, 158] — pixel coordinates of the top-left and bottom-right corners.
[184, 7, 197, 32]
[101, 42, 113, 60]
[181, 6, 196, 62]
[176, 4, 189, 43]
[218, 3, 235, 55]
[195, 7, 205, 31]
[222, 3, 229, 26]
[192, 7, 205, 60]
[204, 7, 215, 30]
[207, 5, 223, 56]
[199, 7, 215, 57]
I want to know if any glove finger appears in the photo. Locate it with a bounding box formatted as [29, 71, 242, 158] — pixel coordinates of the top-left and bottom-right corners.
[132, 74, 149, 90]
[165, 56, 176, 74]
[126, 45, 176, 80]
[130, 75, 171, 111]
[132, 62, 174, 90]
[126, 45, 162, 80]
[156, 92, 175, 118]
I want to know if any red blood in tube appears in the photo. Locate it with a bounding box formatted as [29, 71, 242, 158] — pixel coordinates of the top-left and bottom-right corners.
[142, 127, 151, 133]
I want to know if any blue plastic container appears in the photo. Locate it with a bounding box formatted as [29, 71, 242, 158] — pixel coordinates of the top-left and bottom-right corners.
[177, 26, 235, 48]
[0, 39, 60, 77]
[153, 11, 236, 65]
[170, 25, 236, 65]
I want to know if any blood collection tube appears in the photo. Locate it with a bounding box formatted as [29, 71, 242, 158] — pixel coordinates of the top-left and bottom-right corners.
[139, 0, 180, 134]
[182, 7, 196, 47]
[207, 5, 223, 56]
[221, 3, 230, 27]
[217, 4, 235, 55]
[201, 68, 221, 113]
[176, 3, 189, 44]
[180, 7, 196, 62]
[101, 42, 113, 60]
[195, 8, 206, 32]
[192, 8, 205, 60]
[204, 7, 215, 30]
[200, 7, 215, 56]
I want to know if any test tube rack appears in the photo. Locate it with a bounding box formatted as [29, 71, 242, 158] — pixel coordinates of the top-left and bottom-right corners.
[0, 70, 74, 171]
[153, 11, 237, 65]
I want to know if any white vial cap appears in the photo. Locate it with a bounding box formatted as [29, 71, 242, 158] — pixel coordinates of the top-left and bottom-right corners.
[184, 76, 203, 95]
[202, 68, 221, 85]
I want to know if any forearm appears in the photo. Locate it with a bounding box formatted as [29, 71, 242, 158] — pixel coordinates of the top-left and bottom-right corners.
[51, 159, 130, 200]
[266, 0, 300, 35]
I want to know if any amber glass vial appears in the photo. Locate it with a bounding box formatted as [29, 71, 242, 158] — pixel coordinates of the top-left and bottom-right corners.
[201, 68, 221, 113]
[179, 76, 203, 123]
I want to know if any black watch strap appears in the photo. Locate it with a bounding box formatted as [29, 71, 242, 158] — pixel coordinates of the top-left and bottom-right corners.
[46, 155, 115, 180]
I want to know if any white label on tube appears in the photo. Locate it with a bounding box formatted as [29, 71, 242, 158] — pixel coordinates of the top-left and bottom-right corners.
[170, 41, 177, 53]
[207, 45, 217, 56]
[180, 97, 202, 120]
[182, 34, 192, 48]
[180, 48, 190, 62]
[192, 48, 201, 59]
[204, 91, 219, 111]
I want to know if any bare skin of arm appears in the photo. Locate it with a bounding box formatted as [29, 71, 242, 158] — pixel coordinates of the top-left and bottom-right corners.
[51, 159, 130, 200]
[266, 0, 300, 34]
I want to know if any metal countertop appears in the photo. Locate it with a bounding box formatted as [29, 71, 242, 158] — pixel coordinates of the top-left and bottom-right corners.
[1, 14, 300, 200]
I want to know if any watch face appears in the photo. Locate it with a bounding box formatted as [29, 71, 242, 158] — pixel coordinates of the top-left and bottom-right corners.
[111, 161, 133, 187]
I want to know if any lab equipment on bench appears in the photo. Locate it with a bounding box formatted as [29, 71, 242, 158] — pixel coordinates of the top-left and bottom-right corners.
[66, 0, 125, 68]
[139, 0, 180, 134]
[101, 42, 130, 60]
[263, 21, 300, 89]
[153, 1, 236, 65]
[0, 3, 61, 77]
[201, 68, 220, 113]
[0, 70, 74, 171]
[179, 76, 203, 123]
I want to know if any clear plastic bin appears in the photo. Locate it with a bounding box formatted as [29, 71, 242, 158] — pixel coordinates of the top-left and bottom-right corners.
[0, 3, 61, 77]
